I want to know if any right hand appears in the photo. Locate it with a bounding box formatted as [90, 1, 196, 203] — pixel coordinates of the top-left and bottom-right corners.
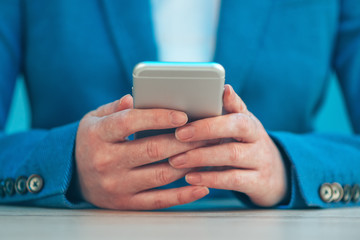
[75, 94, 209, 210]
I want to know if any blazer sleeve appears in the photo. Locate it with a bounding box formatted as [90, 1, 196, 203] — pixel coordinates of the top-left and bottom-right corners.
[0, 0, 91, 208]
[269, 0, 360, 209]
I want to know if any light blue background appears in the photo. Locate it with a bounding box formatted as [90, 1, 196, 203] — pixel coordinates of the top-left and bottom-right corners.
[4, 75, 353, 134]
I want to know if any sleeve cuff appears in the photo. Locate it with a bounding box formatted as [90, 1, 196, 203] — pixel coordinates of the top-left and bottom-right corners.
[1, 122, 94, 208]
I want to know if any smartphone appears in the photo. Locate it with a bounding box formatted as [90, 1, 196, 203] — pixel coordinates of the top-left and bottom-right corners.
[132, 61, 225, 138]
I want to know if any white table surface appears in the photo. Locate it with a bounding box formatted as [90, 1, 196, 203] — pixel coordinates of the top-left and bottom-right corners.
[1, 204, 359, 240]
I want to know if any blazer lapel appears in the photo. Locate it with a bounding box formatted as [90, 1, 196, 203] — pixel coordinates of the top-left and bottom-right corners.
[99, 0, 273, 91]
[99, 0, 157, 84]
[214, 1, 274, 93]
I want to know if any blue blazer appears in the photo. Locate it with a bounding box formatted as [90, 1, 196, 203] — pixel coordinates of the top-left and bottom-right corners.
[0, 0, 359, 209]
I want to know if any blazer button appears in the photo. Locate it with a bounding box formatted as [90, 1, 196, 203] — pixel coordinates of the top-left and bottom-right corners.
[4, 178, 15, 196]
[15, 176, 28, 195]
[342, 185, 352, 203]
[26, 175, 44, 194]
[351, 184, 360, 203]
[331, 183, 344, 202]
[319, 183, 333, 203]
[0, 179, 5, 198]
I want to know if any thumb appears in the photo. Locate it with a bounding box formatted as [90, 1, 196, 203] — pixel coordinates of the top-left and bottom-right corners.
[223, 84, 248, 114]
[94, 94, 133, 117]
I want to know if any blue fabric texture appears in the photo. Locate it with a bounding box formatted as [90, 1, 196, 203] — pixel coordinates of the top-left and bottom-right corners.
[0, 0, 359, 209]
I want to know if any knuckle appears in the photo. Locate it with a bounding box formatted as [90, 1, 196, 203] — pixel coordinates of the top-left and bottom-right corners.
[203, 120, 213, 136]
[212, 173, 220, 188]
[231, 171, 243, 187]
[120, 110, 132, 126]
[153, 198, 166, 209]
[100, 178, 117, 195]
[107, 110, 133, 138]
[146, 140, 161, 159]
[176, 191, 187, 205]
[92, 153, 111, 174]
[155, 168, 171, 186]
[105, 114, 117, 129]
[236, 114, 251, 136]
[114, 112, 131, 136]
[229, 143, 241, 165]
[98, 116, 116, 140]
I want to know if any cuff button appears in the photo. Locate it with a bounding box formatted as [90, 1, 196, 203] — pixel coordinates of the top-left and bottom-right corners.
[26, 174, 44, 194]
[351, 184, 360, 203]
[319, 183, 333, 203]
[4, 178, 15, 196]
[331, 183, 344, 203]
[342, 185, 352, 203]
[15, 176, 28, 195]
[0, 180, 5, 198]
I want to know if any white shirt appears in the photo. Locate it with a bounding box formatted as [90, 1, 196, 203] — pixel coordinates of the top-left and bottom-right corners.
[151, 0, 221, 62]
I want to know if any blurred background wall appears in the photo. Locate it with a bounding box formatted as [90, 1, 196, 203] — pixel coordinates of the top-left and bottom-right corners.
[4, 75, 353, 134]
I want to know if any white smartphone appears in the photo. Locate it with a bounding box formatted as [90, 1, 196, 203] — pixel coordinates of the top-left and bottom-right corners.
[132, 61, 225, 138]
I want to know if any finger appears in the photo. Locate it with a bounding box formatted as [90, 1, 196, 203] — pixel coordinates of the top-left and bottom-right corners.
[130, 162, 192, 192]
[223, 84, 247, 114]
[185, 169, 257, 194]
[94, 94, 133, 117]
[175, 113, 259, 143]
[121, 134, 208, 167]
[128, 186, 209, 210]
[169, 142, 258, 169]
[99, 109, 188, 142]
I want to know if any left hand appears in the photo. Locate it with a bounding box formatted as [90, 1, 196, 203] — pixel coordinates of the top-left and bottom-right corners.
[169, 85, 289, 207]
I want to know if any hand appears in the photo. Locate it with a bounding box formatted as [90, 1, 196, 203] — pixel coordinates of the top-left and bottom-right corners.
[75, 95, 209, 210]
[169, 85, 289, 207]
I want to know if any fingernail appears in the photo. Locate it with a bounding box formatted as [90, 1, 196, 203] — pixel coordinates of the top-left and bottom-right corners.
[169, 155, 186, 167]
[186, 173, 201, 184]
[176, 126, 195, 141]
[192, 187, 209, 198]
[170, 111, 188, 125]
